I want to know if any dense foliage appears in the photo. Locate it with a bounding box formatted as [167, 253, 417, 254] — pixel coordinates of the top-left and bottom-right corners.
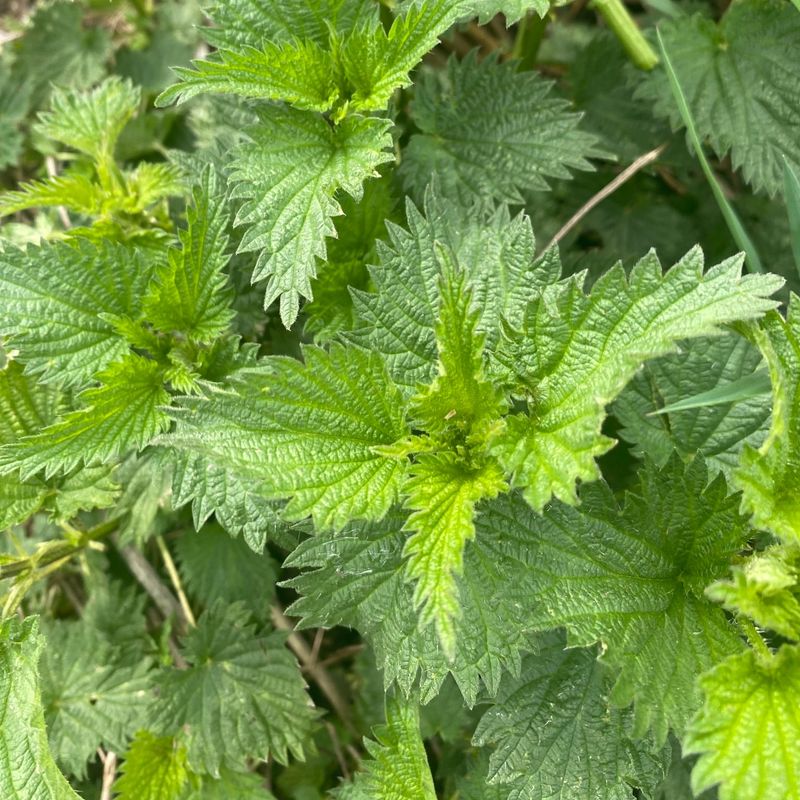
[0, 0, 799, 798]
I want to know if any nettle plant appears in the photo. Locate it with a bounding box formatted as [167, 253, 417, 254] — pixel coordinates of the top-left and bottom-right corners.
[0, 0, 799, 798]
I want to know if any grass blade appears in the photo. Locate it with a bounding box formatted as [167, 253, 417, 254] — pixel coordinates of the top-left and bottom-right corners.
[650, 370, 771, 415]
[783, 155, 800, 279]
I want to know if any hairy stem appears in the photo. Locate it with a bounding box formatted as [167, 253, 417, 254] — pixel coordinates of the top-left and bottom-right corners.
[737, 616, 772, 660]
[591, 0, 659, 70]
[155, 535, 196, 628]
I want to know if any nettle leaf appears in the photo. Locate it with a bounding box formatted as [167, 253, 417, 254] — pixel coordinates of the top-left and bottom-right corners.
[167, 345, 408, 530]
[0, 173, 105, 218]
[286, 497, 543, 706]
[493, 248, 783, 510]
[525, 457, 749, 742]
[0, 239, 160, 387]
[336, 695, 435, 800]
[473, 632, 669, 800]
[115, 732, 190, 800]
[155, 602, 318, 774]
[460, 1, 550, 23]
[229, 106, 392, 327]
[39, 619, 154, 779]
[0, 617, 80, 800]
[0, 355, 170, 480]
[735, 296, 800, 542]
[685, 645, 800, 800]
[351, 190, 556, 393]
[639, 0, 800, 195]
[614, 334, 771, 478]
[707, 543, 800, 641]
[144, 166, 234, 342]
[401, 53, 604, 203]
[185, 768, 277, 800]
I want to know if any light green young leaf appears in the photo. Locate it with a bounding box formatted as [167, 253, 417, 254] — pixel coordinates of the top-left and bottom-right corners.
[735, 296, 800, 542]
[685, 645, 800, 800]
[35, 77, 140, 164]
[167, 345, 407, 531]
[115, 732, 190, 800]
[401, 53, 605, 203]
[640, 0, 800, 195]
[473, 633, 669, 800]
[525, 457, 749, 742]
[614, 334, 771, 477]
[0, 173, 105, 217]
[0, 239, 159, 387]
[0, 355, 170, 480]
[336, 694, 435, 800]
[144, 166, 234, 342]
[492, 248, 783, 510]
[0, 617, 81, 800]
[403, 453, 506, 658]
[707, 543, 800, 641]
[229, 106, 392, 326]
[154, 602, 318, 775]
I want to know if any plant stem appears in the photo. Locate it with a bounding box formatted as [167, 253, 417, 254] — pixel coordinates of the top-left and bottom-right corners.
[737, 616, 772, 660]
[155, 535, 196, 628]
[591, 0, 659, 70]
[512, 11, 549, 70]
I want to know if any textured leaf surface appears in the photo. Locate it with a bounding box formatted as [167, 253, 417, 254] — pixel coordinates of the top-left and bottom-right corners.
[168, 345, 407, 530]
[336, 695, 435, 800]
[155, 602, 317, 774]
[614, 334, 770, 477]
[0, 240, 159, 387]
[0, 617, 80, 800]
[229, 106, 392, 326]
[184, 768, 277, 800]
[735, 296, 800, 542]
[492, 248, 782, 510]
[640, 0, 800, 195]
[0, 355, 170, 480]
[401, 53, 603, 203]
[473, 633, 668, 800]
[525, 457, 748, 741]
[115, 732, 189, 800]
[144, 166, 233, 341]
[685, 645, 800, 800]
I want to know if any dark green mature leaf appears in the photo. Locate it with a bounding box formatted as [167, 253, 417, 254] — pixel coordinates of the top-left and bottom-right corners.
[735, 296, 800, 542]
[286, 497, 542, 706]
[473, 633, 669, 800]
[524, 457, 749, 741]
[154, 602, 318, 774]
[614, 334, 771, 477]
[167, 345, 407, 530]
[685, 645, 800, 800]
[401, 53, 604, 203]
[0, 617, 80, 800]
[0, 355, 170, 480]
[492, 248, 782, 510]
[640, 0, 800, 195]
[229, 106, 392, 327]
[0, 240, 159, 387]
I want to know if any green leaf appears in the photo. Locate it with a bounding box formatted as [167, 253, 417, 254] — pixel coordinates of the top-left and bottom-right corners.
[0, 239, 159, 387]
[492, 248, 783, 510]
[614, 334, 771, 477]
[473, 632, 669, 800]
[460, 1, 550, 23]
[167, 345, 408, 531]
[707, 543, 800, 641]
[641, 0, 800, 196]
[403, 453, 506, 657]
[144, 166, 234, 342]
[35, 77, 140, 164]
[525, 457, 749, 741]
[154, 602, 318, 774]
[336, 694, 435, 800]
[735, 296, 800, 542]
[0, 616, 81, 800]
[785, 157, 800, 278]
[0, 355, 170, 480]
[685, 645, 800, 800]
[184, 768, 277, 800]
[229, 106, 392, 327]
[286, 497, 543, 706]
[115, 732, 190, 800]
[652, 369, 771, 414]
[39, 619, 154, 779]
[351, 189, 557, 393]
[401, 53, 604, 203]
[0, 173, 105, 217]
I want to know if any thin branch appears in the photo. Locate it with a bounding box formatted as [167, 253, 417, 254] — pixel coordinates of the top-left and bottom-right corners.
[97, 749, 117, 800]
[44, 156, 71, 229]
[325, 721, 350, 780]
[542, 144, 667, 253]
[270, 605, 358, 737]
[155, 535, 196, 628]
